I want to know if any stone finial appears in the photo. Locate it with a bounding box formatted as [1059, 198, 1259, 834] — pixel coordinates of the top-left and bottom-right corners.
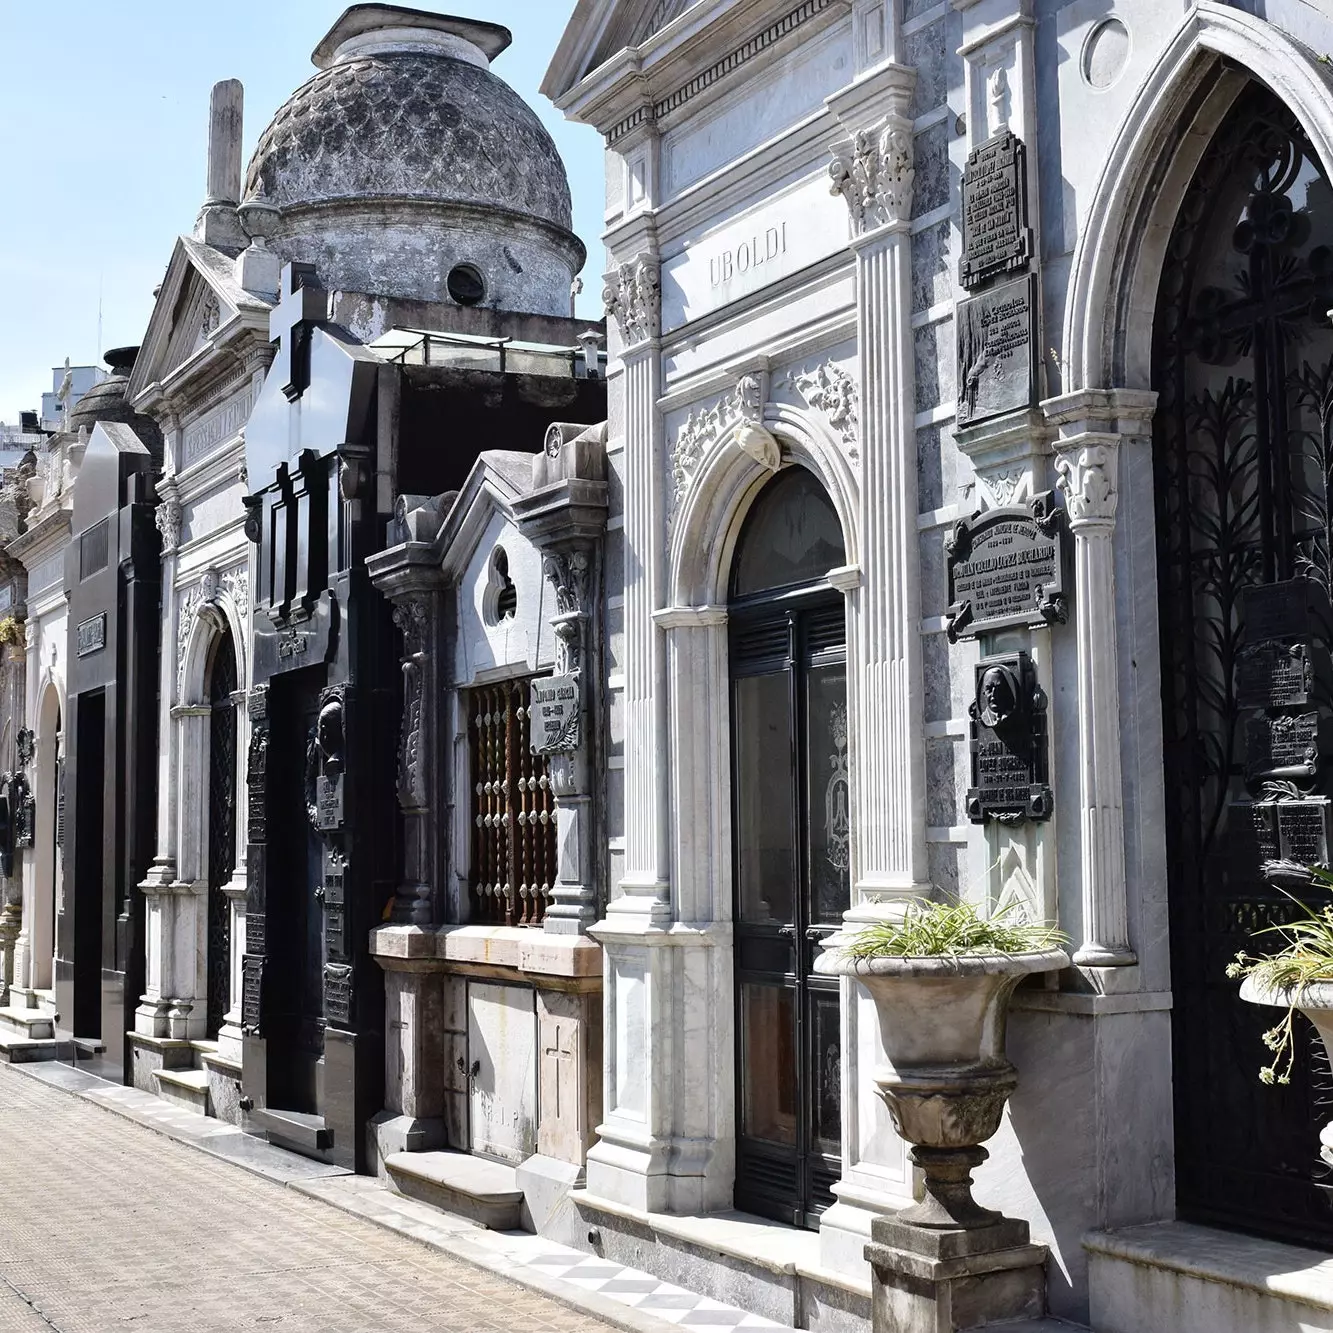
[829, 119, 915, 233]
[195, 80, 247, 248]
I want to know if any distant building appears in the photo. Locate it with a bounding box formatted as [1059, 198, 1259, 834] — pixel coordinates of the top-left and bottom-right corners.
[39, 361, 105, 433]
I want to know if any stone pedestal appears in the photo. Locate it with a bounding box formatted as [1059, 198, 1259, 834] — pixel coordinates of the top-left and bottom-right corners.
[866, 1214, 1047, 1333]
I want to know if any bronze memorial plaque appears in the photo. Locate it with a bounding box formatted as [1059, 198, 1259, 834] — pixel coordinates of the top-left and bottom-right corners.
[957, 274, 1037, 426]
[944, 492, 1068, 641]
[965, 651, 1053, 824]
[959, 128, 1033, 289]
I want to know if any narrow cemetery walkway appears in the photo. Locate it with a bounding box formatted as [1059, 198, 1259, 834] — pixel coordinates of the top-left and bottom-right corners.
[0, 1062, 620, 1333]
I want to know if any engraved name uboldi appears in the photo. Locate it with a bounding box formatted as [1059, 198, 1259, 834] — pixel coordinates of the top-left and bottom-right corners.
[960, 129, 1033, 289]
[709, 222, 788, 289]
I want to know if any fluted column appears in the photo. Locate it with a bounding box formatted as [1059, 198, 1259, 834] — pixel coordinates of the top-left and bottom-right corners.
[1054, 433, 1134, 965]
[830, 84, 930, 908]
[603, 254, 669, 922]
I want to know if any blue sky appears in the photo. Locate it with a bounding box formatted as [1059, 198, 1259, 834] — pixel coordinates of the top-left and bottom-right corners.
[0, 0, 603, 423]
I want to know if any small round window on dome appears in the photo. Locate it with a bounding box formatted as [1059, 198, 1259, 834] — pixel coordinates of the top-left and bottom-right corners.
[447, 263, 486, 306]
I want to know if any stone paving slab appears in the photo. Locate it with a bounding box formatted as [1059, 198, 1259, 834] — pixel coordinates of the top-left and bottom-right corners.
[1, 1061, 796, 1333]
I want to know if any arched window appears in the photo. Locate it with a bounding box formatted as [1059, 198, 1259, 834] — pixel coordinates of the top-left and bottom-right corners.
[728, 465, 848, 1229]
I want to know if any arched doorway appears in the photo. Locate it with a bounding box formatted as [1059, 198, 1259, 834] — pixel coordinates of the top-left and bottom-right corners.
[205, 629, 238, 1038]
[1154, 79, 1333, 1246]
[729, 465, 849, 1229]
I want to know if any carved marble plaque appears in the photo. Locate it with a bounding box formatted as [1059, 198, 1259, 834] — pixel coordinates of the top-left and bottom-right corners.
[1244, 711, 1329, 782]
[530, 673, 580, 753]
[965, 652, 1053, 824]
[944, 494, 1067, 641]
[957, 275, 1037, 426]
[960, 129, 1033, 289]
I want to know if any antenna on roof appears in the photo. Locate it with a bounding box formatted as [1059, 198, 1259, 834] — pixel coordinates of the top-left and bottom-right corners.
[97, 272, 103, 363]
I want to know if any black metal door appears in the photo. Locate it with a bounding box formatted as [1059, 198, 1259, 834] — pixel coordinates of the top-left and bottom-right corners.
[731, 597, 848, 1228]
[207, 633, 238, 1038]
[1156, 81, 1333, 1246]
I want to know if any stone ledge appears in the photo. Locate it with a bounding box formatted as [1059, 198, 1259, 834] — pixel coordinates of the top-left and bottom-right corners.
[1087, 1220, 1333, 1331]
[1011, 989, 1172, 1017]
[371, 923, 602, 980]
[571, 1188, 870, 1296]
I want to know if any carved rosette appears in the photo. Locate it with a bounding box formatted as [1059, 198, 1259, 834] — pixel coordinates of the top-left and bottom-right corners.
[829, 119, 915, 233]
[391, 596, 428, 811]
[603, 254, 661, 345]
[1054, 440, 1118, 527]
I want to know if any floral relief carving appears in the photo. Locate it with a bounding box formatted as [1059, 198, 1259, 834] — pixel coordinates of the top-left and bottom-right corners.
[155, 498, 183, 554]
[669, 376, 768, 516]
[785, 360, 860, 461]
[392, 597, 428, 811]
[980, 467, 1027, 509]
[176, 563, 249, 698]
[603, 254, 661, 345]
[829, 120, 915, 232]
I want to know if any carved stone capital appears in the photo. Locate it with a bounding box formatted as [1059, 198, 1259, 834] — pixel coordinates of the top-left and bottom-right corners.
[155, 494, 183, 555]
[603, 254, 661, 345]
[1054, 434, 1119, 527]
[829, 118, 914, 233]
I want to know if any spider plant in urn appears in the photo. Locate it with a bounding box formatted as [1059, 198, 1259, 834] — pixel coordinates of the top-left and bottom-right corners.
[815, 900, 1068, 1233]
[1232, 860, 1333, 1161]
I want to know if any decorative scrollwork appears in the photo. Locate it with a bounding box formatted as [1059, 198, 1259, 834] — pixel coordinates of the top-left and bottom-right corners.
[829, 120, 914, 232]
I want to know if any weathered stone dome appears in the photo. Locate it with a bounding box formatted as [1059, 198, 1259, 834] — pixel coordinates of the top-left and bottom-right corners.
[240, 6, 584, 317]
[69, 348, 163, 461]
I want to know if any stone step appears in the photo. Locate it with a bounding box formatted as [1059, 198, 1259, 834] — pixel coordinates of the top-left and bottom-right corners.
[256, 1106, 332, 1156]
[0, 1032, 62, 1064]
[0, 1006, 55, 1040]
[151, 1067, 210, 1116]
[385, 1150, 524, 1230]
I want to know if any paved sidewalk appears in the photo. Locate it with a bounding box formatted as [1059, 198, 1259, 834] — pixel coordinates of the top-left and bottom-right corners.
[0, 1062, 790, 1333]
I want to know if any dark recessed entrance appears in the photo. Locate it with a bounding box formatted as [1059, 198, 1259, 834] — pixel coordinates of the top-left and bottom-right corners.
[1155, 80, 1333, 1248]
[729, 466, 849, 1229]
[207, 630, 238, 1039]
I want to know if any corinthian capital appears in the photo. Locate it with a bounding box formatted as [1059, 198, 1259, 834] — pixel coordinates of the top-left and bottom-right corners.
[829, 119, 914, 232]
[603, 254, 661, 345]
[1054, 435, 1119, 526]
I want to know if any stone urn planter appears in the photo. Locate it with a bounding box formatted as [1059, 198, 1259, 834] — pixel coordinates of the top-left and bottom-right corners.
[1240, 975, 1333, 1165]
[815, 948, 1069, 1229]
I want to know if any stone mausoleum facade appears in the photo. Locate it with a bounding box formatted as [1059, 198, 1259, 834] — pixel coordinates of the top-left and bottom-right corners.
[8, 1, 1333, 1331]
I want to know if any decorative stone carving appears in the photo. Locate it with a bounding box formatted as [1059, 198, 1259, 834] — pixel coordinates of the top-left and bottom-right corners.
[829, 120, 915, 232]
[787, 360, 860, 460]
[392, 597, 428, 811]
[603, 255, 661, 345]
[176, 564, 249, 697]
[155, 497, 183, 554]
[670, 377, 779, 514]
[1055, 441, 1118, 525]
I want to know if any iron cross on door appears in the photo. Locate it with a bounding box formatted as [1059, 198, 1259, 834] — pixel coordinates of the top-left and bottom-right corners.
[271, 261, 326, 406]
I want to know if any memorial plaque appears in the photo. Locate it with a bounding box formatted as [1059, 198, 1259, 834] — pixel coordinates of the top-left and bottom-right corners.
[76, 613, 106, 658]
[960, 129, 1033, 289]
[1227, 801, 1280, 869]
[1244, 711, 1329, 782]
[322, 856, 345, 907]
[241, 955, 264, 1033]
[945, 493, 1067, 641]
[324, 964, 352, 1026]
[316, 771, 343, 830]
[530, 673, 581, 753]
[1236, 638, 1327, 710]
[965, 651, 1053, 824]
[1241, 578, 1332, 643]
[325, 905, 346, 960]
[246, 911, 266, 956]
[1276, 799, 1333, 865]
[957, 275, 1037, 426]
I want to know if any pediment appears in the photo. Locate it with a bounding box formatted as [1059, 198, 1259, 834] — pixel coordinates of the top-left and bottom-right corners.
[544, 0, 703, 101]
[438, 450, 536, 582]
[129, 237, 273, 403]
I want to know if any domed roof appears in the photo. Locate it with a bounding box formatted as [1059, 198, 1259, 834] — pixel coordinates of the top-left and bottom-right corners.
[68, 347, 163, 460]
[243, 6, 573, 236]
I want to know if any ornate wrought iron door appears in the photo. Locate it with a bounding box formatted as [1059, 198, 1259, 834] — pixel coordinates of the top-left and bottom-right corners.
[207, 634, 237, 1038]
[729, 467, 849, 1229]
[1156, 82, 1333, 1246]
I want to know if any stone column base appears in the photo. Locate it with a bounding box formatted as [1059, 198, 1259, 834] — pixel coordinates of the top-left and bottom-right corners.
[866, 1215, 1047, 1333]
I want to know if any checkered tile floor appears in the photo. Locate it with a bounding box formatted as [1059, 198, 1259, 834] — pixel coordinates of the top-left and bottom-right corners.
[508, 1241, 790, 1329]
